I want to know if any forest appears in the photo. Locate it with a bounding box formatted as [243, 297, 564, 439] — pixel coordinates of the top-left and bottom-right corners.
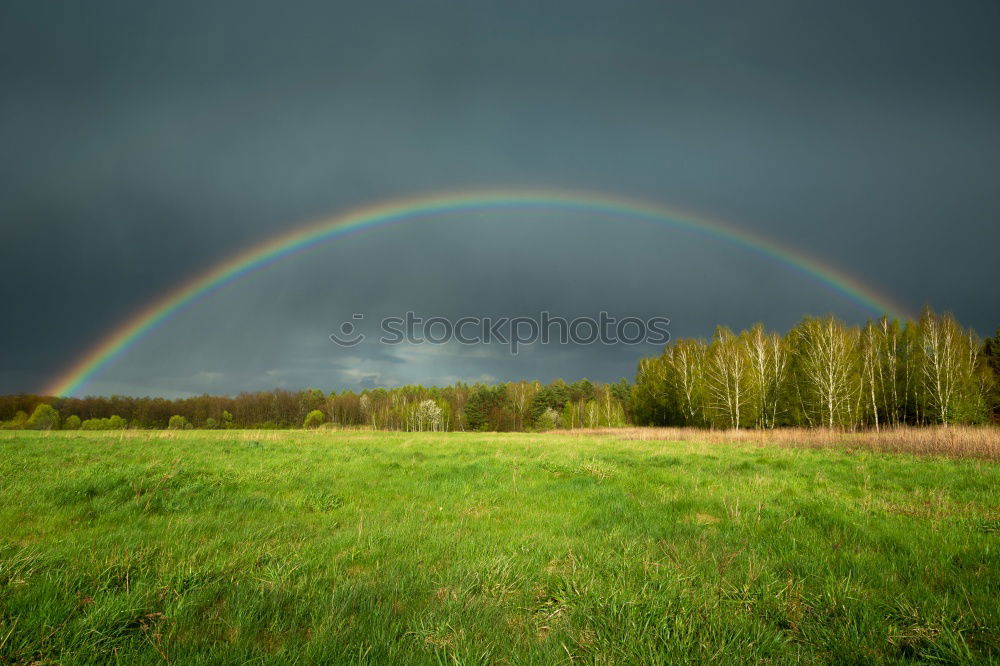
[3, 308, 998, 432]
[634, 308, 999, 430]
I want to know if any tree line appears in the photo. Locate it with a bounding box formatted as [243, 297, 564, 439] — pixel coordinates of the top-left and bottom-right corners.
[633, 308, 999, 429]
[2, 307, 996, 432]
[0, 379, 633, 432]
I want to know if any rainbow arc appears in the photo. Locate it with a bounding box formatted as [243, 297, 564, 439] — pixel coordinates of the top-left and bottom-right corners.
[44, 188, 911, 397]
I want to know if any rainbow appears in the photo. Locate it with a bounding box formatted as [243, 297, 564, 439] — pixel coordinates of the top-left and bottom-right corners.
[44, 188, 911, 397]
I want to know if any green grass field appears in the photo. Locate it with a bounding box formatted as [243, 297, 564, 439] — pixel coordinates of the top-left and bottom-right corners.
[1, 430, 997, 664]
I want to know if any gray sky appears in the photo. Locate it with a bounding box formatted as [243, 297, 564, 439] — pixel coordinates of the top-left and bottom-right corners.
[1, 0, 998, 396]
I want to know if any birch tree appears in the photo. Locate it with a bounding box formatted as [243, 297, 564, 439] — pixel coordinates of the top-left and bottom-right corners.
[596, 385, 627, 426]
[670, 338, 709, 426]
[919, 308, 961, 425]
[860, 321, 882, 430]
[705, 327, 750, 429]
[792, 316, 859, 428]
[508, 381, 538, 432]
[875, 317, 903, 427]
[745, 323, 788, 428]
[918, 308, 984, 425]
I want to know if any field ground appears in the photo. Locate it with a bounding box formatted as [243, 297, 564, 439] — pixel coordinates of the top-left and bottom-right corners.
[0, 430, 997, 664]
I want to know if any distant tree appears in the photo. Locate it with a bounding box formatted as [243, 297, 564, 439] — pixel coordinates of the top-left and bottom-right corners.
[632, 355, 673, 426]
[790, 316, 859, 428]
[63, 415, 82, 430]
[508, 381, 539, 431]
[568, 379, 595, 403]
[107, 415, 127, 430]
[26, 404, 60, 430]
[529, 382, 570, 425]
[301, 388, 326, 416]
[596, 385, 627, 426]
[359, 394, 373, 428]
[413, 400, 443, 432]
[983, 328, 1000, 421]
[464, 385, 509, 431]
[303, 409, 325, 429]
[561, 401, 578, 429]
[666, 338, 709, 426]
[222, 410, 235, 429]
[705, 327, 751, 429]
[916, 308, 986, 425]
[535, 407, 559, 431]
[608, 378, 627, 401]
[204, 417, 218, 429]
[873, 317, 905, 427]
[2, 410, 29, 429]
[745, 323, 788, 429]
[168, 414, 191, 430]
[984, 328, 1000, 379]
[860, 321, 883, 430]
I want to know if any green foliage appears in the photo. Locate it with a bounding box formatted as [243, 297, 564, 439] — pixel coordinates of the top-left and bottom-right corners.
[609, 378, 631, 403]
[560, 401, 576, 429]
[168, 414, 192, 430]
[981, 328, 1000, 421]
[634, 309, 994, 429]
[464, 385, 510, 431]
[0, 382, 629, 432]
[62, 415, 81, 430]
[0, 430, 996, 663]
[534, 407, 559, 430]
[568, 378, 595, 402]
[1, 410, 29, 430]
[303, 409, 325, 429]
[529, 382, 570, 424]
[26, 404, 60, 430]
[81, 415, 127, 430]
[80, 415, 125, 430]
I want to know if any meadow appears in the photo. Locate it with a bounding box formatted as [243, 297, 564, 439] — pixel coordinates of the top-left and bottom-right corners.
[0, 429, 997, 664]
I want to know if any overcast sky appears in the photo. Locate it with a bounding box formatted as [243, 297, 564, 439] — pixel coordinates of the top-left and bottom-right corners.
[1, 0, 998, 397]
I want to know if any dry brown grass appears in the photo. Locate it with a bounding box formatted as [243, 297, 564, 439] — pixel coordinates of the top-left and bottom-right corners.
[556, 425, 1000, 461]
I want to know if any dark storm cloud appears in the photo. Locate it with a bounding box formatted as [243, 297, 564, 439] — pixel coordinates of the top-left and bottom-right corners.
[1, 0, 998, 395]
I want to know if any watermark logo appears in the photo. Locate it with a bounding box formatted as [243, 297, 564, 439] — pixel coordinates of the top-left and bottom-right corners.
[330, 311, 670, 354]
[330, 313, 366, 347]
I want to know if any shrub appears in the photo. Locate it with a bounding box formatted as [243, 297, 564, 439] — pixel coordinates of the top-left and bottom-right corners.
[535, 408, 560, 431]
[1, 410, 29, 430]
[303, 409, 325, 429]
[81, 415, 127, 430]
[168, 415, 191, 430]
[63, 415, 82, 430]
[26, 404, 60, 430]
